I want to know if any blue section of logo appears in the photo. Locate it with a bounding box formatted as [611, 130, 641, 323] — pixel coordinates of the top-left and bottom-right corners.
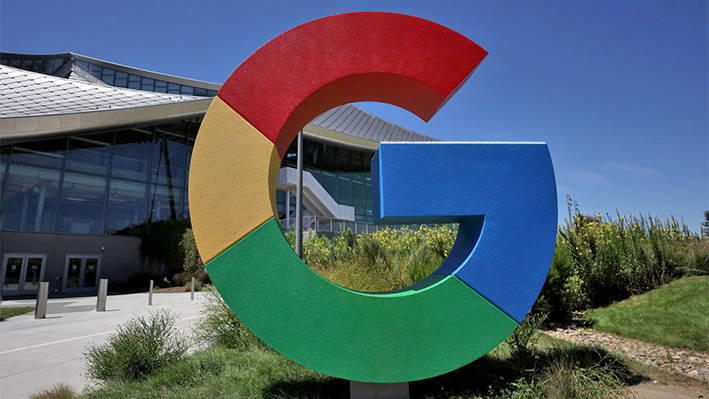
[372, 143, 557, 322]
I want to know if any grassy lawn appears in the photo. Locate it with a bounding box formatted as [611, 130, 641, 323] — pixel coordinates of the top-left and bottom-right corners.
[75, 337, 641, 399]
[0, 306, 34, 320]
[585, 276, 709, 351]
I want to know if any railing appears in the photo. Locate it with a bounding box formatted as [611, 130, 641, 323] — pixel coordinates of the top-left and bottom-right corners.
[281, 216, 388, 235]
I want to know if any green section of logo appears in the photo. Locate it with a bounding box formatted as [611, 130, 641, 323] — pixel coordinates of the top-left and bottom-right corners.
[206, 218, 518, 383]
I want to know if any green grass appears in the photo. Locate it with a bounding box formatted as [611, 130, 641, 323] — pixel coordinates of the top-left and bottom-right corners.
[585, 276, 709, 351]
[80, 335, 642, 399]
[85, 346, 341, 399]
[0, 306, 34, 320]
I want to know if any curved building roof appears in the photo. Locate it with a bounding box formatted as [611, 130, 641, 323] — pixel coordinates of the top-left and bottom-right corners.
[0, 64, 207, 118]
[0, 52, 436, 147]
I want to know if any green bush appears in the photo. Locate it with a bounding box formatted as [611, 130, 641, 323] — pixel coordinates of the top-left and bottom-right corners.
[538, 208, 707, 319]
[193, 285, 266, 350]
[180, 228, 204, 274]
[505, 312, 548, 357]
[29, 383, 81, 399]
[139, 220, 190, 275]
[84, 309, 187, 382]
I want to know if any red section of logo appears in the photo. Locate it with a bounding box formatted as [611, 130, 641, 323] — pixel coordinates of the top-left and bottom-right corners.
[217, 12, 488, 158]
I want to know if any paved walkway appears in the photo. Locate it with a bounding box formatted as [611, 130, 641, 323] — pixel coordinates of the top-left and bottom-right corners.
[0, 292, 203, 399]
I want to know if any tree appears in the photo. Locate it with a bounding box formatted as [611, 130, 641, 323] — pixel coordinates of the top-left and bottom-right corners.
[702, 210, 709, 238]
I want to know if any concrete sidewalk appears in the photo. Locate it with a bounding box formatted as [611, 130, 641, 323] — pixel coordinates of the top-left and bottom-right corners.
[0, 291, 203, 398]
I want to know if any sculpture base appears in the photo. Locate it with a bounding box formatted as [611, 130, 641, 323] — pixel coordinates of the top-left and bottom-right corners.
[350, 381, 409, 399]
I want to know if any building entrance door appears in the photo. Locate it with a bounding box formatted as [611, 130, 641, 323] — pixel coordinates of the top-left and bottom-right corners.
[63, 255, 101, 293]
[1, 253, 47, 296]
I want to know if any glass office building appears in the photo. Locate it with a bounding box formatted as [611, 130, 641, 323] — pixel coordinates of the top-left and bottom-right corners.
[0, 52, 434, 297]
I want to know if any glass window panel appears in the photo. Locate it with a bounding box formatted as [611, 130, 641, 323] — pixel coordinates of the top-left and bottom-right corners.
[337, 176, 353, 206]
[276, 190, 286, 219]
[66, 133, 113, 175]
[76, 60, 89, 70]
[321, 171, 337, 199]
[1, 164, 60, 232]
[185, 144, 193, 187]
[365, 182, 372, 220]
[83, 258, 98, 287]
[336, 147, 350, 173]
[66, 257, 81, 288]
[181, 86, 193, 95]
[141, 78, 154, 91]
[167, 83, 180, 93]
[154, 80, 168, 93]
[128, 74, 141, 89]
[0, 162, 7, 208]
[352, 152, 366, 180]
[193, 88, 207, 96]
[206, 90, 218, 96]
[3, 257, 23, 291]
[182, 187, 190, 220]
[57, 172, 107, 234]
[282, 141, 297, 168]
[113, 129, 152, 181]
[114, 71, 128, 87]
[304, 140, 322, 169]
[148, 184, 182, 222]
[106, 178, 147, 235]
[323, 144, 336, 170]
[23, 257, 43, 291]
[309, 169, 323, 187]
[88, 64, 102, 77]
[1, 145, 9, 161]
[100, 68, 115, 85]
[151, 131, 187, 187]
[11, 138, 66, 169]
[353, 180, 366, 217]
[101, 75, 114, 85]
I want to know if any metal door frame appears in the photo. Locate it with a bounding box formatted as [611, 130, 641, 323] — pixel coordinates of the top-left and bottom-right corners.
[62, 254, 102, 292]
[0, 253, 47, 295]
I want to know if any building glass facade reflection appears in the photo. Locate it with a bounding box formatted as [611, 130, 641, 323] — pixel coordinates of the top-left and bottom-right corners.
[0, 120, 380, 237]
[0, 119, 200, 236]
[281, 140, 375, 222]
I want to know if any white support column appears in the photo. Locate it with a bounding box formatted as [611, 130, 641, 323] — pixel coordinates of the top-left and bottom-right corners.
[295, 130, 304, 258]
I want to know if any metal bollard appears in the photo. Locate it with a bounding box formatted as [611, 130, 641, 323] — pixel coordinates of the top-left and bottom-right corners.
[34, 282, 49, 319]
[191, 277, 195, 300]
[149, 279, 153, 305]
[96, 279, 108, 311]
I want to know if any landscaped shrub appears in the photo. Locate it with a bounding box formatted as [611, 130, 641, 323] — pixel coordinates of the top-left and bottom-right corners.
[29, 383, 81, 399]
[193, 285, 266, 350]
[540, 207, 708, 318]
[139, 219, 190, 275]
[505, 312, 548, 357]
[180, 228, 203, 274]
[84, 309, 187, 382]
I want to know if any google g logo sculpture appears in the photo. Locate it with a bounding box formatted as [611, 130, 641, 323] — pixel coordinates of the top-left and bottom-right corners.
[189, 12, 557, 383]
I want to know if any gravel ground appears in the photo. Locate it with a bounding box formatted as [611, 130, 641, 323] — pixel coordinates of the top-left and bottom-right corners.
[545, 325, 709, 383]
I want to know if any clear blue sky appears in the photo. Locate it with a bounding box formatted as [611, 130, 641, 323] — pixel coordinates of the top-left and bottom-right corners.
[2, 0, 707, 231]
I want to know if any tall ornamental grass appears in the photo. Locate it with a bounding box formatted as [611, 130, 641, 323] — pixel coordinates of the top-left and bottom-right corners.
[299, 225, 457, 292]
[537, 210, 708, 318]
